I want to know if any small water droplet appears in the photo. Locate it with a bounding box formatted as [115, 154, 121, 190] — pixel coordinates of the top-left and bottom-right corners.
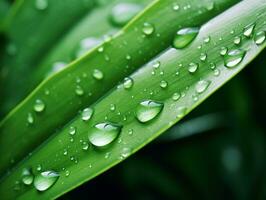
[172, 92, 181, 101]
[188, 62, 199, 73]
[93, 69, 104, 80]
[120, 147, 132, 159]
[36, 164, 42, 171]
[172, 3, 180, 11]
[136, 100, 164, 123]
[88, 122, 122, 147]
[176, 106, 187, 118]
[224, 49, 246, 68]
[160, 80, 168, 89]
[34, 171, 59, 191]
[234, 36, 241, 45]
[173, 27, 199, 49]
[110, 104, 116, 111]
[110, 3, 142, 27]
[152, 61, 160, 68]
[200, 53, 207, 61]
[213, 69, 220, 76]
[123, 77, 134, 89]
[69, 126, 76, 135]
[142, 22, 155, 35]
[75, 85, 84, 96]
[21, 168, 34, 185]
[34, 99, 45, 113]
[63, 149, 68, 156]
[254, 31, 266, 45]
[97, 46, 104, 52]
[204, 36, 211, 43]
[65, 170, 70, 177]
[82, 141, 89, 151]
[81, 108, 93, 121]
[128, 129, 133, 136]
[195, 80, 211, 94]
[243, 23, 255, 37]
[27, 113, 34, 124]
[220, 47, 228, 56]
[35, 0, 48, 10]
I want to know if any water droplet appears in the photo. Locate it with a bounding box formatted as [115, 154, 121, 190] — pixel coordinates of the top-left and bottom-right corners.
[110, 104, 116, 111]
[195, 80, 211, 94]
[188, 62, 199, 73]
[254, 31, 266, 45]
[123, 77, 134, 89]
[176, 106, 187, 118]
[220, 47, 228, 56]
[152, 61, 160, 68]
[21, 168, 34, 185]
[204, 36, 211, 43]
[34, 171, 59, 191]
[173, 27, 199, 49]
[206, 1, 214, 10]
[75, 85, 84, 96]
[120, 147, 132, 159]
[142, 22, 155, 35]
[234, 36, 241, 45]
[97, 46, 104, 52]
[93, 69, 104, 80]
[160, 80, 168, 89]
[213, 69, 220, 76]
[172, 92, 181, 101]
[243, 23, 255, 37]
[128, 129, 133, 136]
[35, 0, 48, 10]
[200, 53, 207, 61]
[136, 100, 164, 123]
[88, 122, 122, 147]
[172, 3, 180, 11]
[65, 170, 70, 177]
[27, 113, 34, 124]
[110, 3, 142, 27]
[224, 49, 246, 68]
[81, 108, 93, 121]
[63, 149, 68, 156]
[34, 99, 45, 113]
[82, 141, 89, 150]
[36, 164, 42, 171]
[69, 126, 76, 135]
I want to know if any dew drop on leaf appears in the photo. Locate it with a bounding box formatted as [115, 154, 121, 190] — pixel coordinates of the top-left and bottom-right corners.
[136, 100, 164, 123]
[220, 47, 228, 56]
[172, 2, 180, 11]
[142, 22, 155, 35]
[173, 27, 199, 49]
[188, 62, 199, 73]
[195, 80, 211, 94]
[92, 69, 104, 80]
[200, 53, 207, 61]
[35, 0, 48, 10]
[88, 122, 122, 147]
[152, 60, 161, 68]
[176, 106, 187, 118]
[160, 80, 168, 89]
[224, 49, 246, 68]
[34, 99, 45, 113]
[233, 36, 241, 45]
[172, 92, 181, 101]
[254, 31, 266, 45]
[243, 23, 255, 37]
[27, 113, 34, 124]
[69, 126, 76, 135]
[110, 3, 142, 27]
[123, 77, 134, 89]
[81, 108, 93, 121]
[75, 85, 84, 96]
[34, 171, 59, 192]
[21, 168, 34, 185]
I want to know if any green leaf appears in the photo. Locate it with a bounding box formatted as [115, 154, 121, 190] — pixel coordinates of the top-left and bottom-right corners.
[0, 0, 265, 199]
[0, 0, 238, 174]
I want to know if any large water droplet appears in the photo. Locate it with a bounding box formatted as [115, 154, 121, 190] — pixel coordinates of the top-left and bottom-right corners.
[123, 77, 134, 89]
[254, 31, 266, 45]
[34, 99, 45, 112]
[81, 108, 93, 121]
[243, 23, 255, 37]
[93, 69, 104, 80]
[88, 122, 122, 147]
[34, 171, 59, 191]
[21, 168, 34, 185]
[136, 100, 164, 123]
[142, 23, 154, 35]
[110, 3, 142, 27]
[224, 49, 246, 68]
[195, 80, 211, 94]
[35, 0, 48, 10]
[173, 27, 199, 49]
